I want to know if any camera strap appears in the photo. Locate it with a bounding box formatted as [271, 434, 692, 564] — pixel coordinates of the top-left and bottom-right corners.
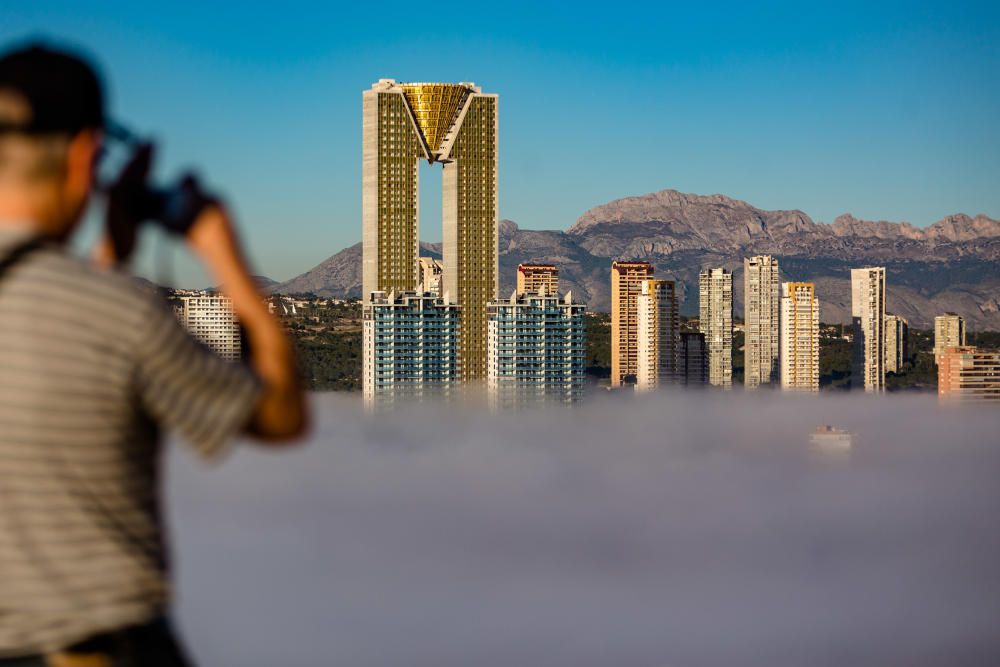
[0, 237, 45, 284]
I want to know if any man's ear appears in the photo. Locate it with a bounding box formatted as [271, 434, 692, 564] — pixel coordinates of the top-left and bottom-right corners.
[64, 128, 101, 196]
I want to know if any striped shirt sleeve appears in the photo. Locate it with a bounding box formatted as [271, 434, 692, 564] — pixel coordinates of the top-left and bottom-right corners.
[133, 298, 262, 459]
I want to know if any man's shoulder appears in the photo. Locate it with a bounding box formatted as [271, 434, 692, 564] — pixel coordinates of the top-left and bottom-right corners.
[27, 246, 166, 311]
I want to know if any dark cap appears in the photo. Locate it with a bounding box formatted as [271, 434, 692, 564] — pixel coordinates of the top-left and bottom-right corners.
[0, 43, 104, 136]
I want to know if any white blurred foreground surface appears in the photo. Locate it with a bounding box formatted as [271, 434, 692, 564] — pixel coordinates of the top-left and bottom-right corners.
[167, 392, 1000, 667]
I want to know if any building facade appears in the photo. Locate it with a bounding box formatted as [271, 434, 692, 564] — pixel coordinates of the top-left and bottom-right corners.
[679, 332, 708, 386]
[938, 347, 1000, 402]
[362, 79, 498, 380]
[884, 313, 909, 374]
[850, 267, 886, 392]
[516, 263, 559, 297]
[362, 290, 461, 410]
[934, 314, 966, 363]
[174, 295, 241, 362]
[487, 291, 586, 410]
[744, 255, 780, 388]
[779, 282, 819, 391]
[418, 257, 443, 297]
[699, 267, 733, 388]
[636, 279, 679, 392]
[611, 261, 655, 386]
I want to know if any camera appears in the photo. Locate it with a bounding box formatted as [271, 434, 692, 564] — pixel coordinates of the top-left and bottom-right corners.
[101, 120, 215, 235]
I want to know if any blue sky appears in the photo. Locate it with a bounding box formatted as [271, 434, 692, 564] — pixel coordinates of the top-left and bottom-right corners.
[4, 1, 999, 285]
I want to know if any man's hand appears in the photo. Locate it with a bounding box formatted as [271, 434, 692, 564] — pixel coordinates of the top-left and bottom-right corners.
[93, 142, 153, 268]
[186, 205, 308, 442]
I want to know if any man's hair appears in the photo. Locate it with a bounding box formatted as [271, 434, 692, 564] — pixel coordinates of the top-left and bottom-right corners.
[0, 43, 104, 135]
[0, 43, 104, 182]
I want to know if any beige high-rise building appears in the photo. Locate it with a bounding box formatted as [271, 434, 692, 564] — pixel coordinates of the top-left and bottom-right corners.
[363, 79, 498, 380]
[744, 255, 780, 388]
[934, 313, 966, 363]
[779, 282, 819, 391]
[636, 279, 679, 392]
[418, 257, 443, 297]
[516, 263, 559, 296]
[611, 261, 654, 386]
[699, 268, 733, 388]
[884, 313, 908, 374]
[851, 267, 886, 392]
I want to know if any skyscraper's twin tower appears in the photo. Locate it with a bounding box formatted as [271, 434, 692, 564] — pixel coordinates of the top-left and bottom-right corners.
[362, 80, 499, 379]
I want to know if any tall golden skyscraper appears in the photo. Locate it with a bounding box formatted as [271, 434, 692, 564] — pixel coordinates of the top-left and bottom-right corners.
[611, 261, 654, 386]
[362, 80, 498, 380]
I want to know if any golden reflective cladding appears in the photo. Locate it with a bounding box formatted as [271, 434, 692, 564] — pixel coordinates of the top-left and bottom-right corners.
[400, 83, 469, 155]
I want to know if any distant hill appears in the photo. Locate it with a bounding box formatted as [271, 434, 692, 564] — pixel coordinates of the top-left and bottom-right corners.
[208, 275, 278, 292]
[268, 189, 1000, 329]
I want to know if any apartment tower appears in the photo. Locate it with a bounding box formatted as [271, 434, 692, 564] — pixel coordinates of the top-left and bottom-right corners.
[173, 295, 242, 362]
[938, 347, 1000, 402]
[744, 255, 780, 388]
[363, 290, 461, 410]
[487, 290, 586, 410]
[679, 332, 708, 386]
[362, 79, 498, 380]
[934, 314, 966, 363]
[611, 261, 655, 386]
[850, 267, 886, 392]
[779, 282, 819, 391]
[699, 267, 733, 388]
[516, 264, 559, 296]
[636, 279, 679, 392]
[884, 314, 909, 374]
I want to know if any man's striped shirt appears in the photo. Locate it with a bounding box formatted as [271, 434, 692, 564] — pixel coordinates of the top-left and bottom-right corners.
[0, 227, 261, 657]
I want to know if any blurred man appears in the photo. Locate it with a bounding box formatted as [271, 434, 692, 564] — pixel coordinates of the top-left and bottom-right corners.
[0, 44, 307, 665]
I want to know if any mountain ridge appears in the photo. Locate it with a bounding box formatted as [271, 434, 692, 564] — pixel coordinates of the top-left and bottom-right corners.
[269, 189, 1000, 329]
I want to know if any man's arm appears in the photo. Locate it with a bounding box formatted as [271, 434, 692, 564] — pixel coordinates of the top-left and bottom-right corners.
[184, 205, 308, 442]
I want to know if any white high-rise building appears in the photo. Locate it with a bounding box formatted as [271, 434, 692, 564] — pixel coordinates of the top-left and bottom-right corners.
[418, 257, 443, 298]
[780, 282, 819, 391]
[933, 313, 966, 363]
[174, 295, 241, 362]
[636, 279, 679, 392]
[744, 255, 780, 388]
[699, 268, 733, 388]
[851, 267, 886, 392]
[487, 290, 586, 410]
[363, 290, 461, 410]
